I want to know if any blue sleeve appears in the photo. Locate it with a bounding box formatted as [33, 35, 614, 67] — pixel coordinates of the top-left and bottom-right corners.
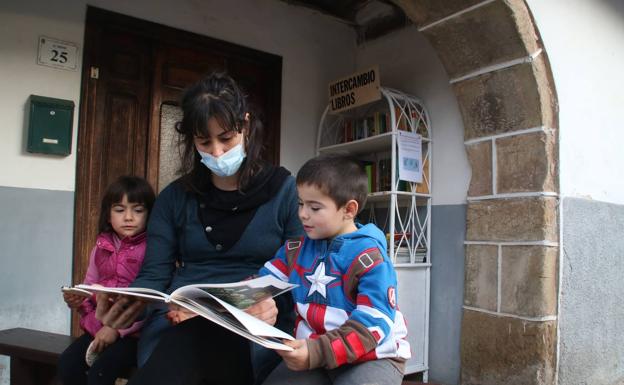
[258, 243, 290, 282]
[280, 177, 303, 242]
[131, 183, 180, 292]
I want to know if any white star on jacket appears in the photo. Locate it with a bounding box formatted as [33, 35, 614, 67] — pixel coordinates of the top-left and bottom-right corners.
[306, 262, 336, 298]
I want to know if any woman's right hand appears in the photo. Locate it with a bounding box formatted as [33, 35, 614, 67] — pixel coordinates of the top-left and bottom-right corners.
[95, 293, 146, 329]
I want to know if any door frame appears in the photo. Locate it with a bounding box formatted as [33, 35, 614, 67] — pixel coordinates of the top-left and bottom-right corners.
[73, 6, 282, 333]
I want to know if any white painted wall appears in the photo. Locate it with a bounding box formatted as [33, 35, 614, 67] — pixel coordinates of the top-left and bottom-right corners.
[355, 26, 470, 206]
[0, 0, 355, 191]
[527, 0, 624, 205]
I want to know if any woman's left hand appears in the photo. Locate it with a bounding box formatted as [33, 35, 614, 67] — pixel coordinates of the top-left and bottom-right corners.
[244, 297, 278, 325]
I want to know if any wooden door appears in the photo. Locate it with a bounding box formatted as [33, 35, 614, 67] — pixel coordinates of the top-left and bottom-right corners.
[73, 7, 282, 335]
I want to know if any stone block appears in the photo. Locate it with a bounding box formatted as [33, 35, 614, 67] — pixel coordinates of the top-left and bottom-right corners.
[454, 55, 556, 140]
[392, 0, 483, 27]
[466, 197, 558, 242]
[464, 245, 498, 311]
[500, 246, 558, 317]
[466, 140, 493, 196]
[496, 131, 558, 194]
[420, 0, 540, 78]
[461, 309, 556, 385]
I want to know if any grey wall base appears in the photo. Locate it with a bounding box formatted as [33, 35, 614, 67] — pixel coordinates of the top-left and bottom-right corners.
[429, 204, 466, 385]
[0, 186, 74, 384]
[559, 197, 624, 385]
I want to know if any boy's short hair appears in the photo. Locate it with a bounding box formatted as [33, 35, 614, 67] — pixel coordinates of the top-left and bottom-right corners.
[296, 153, 368, 211]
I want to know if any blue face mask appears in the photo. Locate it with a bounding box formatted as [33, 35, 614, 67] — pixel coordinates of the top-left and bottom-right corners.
[197, 142, 246, 177]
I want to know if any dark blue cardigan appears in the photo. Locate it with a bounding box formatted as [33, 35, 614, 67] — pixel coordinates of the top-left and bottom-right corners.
[133, 175, 303, 293]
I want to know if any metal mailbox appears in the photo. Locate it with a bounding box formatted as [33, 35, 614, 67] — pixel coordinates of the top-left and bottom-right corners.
[27, 95, 74, 156]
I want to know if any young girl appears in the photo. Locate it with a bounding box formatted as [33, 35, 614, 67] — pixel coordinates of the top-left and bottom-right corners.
[57, 175, 156, 385]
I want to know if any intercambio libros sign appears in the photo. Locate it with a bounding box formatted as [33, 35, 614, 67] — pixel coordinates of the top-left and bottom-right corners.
[328, 66, 381, 113]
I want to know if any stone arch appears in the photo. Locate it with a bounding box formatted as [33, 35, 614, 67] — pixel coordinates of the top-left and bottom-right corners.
[392, 1, 559, 384]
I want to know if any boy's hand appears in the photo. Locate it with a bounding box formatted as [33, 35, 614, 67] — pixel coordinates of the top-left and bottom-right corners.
[91, 326, 119, 354]
[245, 298, 278, 325]
[166, 304, 197, 325]
[276, 339, 309, 371]
[63, 292, 85, 308]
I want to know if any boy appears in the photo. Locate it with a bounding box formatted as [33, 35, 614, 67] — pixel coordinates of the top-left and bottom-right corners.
[260, 153, 410, 385]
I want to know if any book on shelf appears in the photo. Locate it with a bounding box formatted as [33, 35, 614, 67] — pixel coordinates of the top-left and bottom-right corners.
[342, 119, 353, 143]
[338, 110, 392, 145]
[394, 246, 427, 264]
[410, 109, 428, 137]
[394, 106, 408, 131]
[378, 158, 392, 192]
[364, 162, 377, 193]
[62, 275, 297, 351]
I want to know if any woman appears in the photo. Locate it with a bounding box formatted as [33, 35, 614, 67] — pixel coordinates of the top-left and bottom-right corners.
[96, 72, 302, 385]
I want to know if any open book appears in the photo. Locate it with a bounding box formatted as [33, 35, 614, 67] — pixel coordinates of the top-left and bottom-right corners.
[62, 275, 297, 351]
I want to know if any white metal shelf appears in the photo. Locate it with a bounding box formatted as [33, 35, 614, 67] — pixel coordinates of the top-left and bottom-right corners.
[318, 132, 431, 156]
[367, 190, 431, 203]
[317, 86, 431, 380]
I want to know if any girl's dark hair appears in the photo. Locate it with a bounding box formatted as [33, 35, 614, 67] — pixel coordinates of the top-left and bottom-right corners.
[296, 153, 368, 212]
[98, 176, 156, 233]
[175, 72, 265, 191]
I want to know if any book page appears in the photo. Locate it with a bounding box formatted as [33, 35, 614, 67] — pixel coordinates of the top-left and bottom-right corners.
[210, 294, 295, 340]
[75, 284, 169, 302]
[172, 295, 294, 351]
[172, 275, 297, 309]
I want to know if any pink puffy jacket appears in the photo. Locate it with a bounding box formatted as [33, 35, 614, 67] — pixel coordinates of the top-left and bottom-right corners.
[78, 231, 146, 337]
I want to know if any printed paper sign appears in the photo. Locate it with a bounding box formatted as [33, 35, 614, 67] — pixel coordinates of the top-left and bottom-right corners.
[397, 131, 422, 183]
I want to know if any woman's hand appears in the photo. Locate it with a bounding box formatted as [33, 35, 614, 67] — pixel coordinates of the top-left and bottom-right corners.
[276, 339, 309, 371]
[91, 326, 119, 354]
[62, 292, 85, 308]
[244, 297, 278, 325]
[95, 293, 146, 329]
[166, 304, 198, 325]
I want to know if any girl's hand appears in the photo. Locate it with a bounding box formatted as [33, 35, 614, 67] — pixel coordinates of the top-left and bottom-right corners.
[166, 304, 197, 325]
[63, 292, 85, 308]
[244, 298, 278, 325]
[276, 339, 309, 371]
[95, 294, 146, 329]
[91, 326, 119, 354]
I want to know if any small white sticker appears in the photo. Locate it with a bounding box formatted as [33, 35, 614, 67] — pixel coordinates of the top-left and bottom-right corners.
[42, 138, 59, 144]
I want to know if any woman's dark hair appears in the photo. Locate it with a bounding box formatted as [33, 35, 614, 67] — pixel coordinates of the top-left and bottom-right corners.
[175, 72, 265, 191]
[98, 176, 156, 233]
[296, 153, 368, 212]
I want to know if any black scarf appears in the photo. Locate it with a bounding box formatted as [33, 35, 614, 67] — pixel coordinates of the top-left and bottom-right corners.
[195, 164, 291, 252]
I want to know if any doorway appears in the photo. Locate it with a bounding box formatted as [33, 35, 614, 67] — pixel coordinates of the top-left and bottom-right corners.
[72, 6, 282, 334]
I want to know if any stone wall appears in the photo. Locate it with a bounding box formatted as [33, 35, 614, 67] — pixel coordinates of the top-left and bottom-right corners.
[393, 1, 559, 384]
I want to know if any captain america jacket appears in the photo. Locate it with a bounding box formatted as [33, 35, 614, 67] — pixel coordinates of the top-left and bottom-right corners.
[260, 223, 410, 371]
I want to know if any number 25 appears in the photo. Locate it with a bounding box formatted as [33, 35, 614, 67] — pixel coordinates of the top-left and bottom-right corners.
[51, 49, 68, 64]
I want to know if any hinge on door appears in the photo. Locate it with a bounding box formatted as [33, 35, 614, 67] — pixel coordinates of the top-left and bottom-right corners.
[90, 66, 99, 79]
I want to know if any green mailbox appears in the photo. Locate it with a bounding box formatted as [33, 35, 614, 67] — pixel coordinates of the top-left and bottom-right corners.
[27, 95, 75, 156]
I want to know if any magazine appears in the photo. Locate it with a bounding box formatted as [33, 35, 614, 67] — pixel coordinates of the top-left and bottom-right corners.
[62, 275, 297, 351]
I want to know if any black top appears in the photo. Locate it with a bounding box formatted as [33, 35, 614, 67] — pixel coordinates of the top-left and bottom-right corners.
[196, 165, 291, 252]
